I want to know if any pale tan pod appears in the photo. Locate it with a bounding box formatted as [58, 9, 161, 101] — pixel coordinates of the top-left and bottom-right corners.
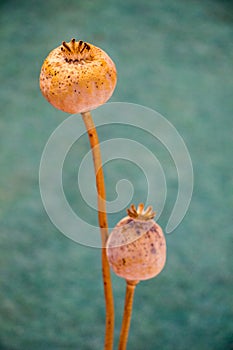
[40, 39, 117, 114]
[106, 204, 166, 281]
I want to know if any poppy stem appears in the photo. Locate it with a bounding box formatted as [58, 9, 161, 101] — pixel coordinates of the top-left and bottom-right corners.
[118, 280, 139, 350]
[81, 111, 114, 350]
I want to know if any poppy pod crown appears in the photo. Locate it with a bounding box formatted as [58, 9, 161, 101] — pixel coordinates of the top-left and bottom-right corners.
[40, 38, 117, 114]
[106, 204, 166, 281]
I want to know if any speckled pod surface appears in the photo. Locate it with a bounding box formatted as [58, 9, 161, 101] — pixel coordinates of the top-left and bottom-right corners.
[106, 206, 166, 281]
[40, 39, 117, 114]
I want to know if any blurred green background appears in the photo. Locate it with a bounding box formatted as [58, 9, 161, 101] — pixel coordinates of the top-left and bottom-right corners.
[0, 0, 233, 349]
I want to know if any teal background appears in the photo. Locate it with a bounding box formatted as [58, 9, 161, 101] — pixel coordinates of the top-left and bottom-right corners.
[0, 0, 233, 349]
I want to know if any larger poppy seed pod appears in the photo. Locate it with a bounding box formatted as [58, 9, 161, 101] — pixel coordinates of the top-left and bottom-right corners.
[40, 38, 117, 114]
[106, 204, 166, 281]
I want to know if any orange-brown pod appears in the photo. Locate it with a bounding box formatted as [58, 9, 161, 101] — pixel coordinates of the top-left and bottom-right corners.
[106, 204, 166, 281]
[40, 38, 117, 114]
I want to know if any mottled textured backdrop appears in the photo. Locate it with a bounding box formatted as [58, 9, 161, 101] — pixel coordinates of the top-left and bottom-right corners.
[0, 0, 232, 349]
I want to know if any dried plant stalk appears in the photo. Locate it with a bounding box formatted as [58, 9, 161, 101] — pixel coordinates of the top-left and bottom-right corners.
[81, 111, 114, 350]
[118, 280, 139, 350]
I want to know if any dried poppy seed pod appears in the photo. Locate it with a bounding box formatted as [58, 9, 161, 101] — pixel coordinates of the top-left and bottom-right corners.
[40, 38, 117, 114]
[106, 204, 166, 281]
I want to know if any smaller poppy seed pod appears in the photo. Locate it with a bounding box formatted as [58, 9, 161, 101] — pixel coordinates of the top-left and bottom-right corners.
[106, 204, 166, 281]
[40, 38, 117, 114]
